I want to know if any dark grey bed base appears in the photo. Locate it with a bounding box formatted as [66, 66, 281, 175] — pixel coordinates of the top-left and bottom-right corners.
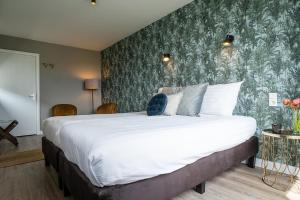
[42, 137, 60, 170]
[42, 136, 258, 200]
[42, 137, 63, 189]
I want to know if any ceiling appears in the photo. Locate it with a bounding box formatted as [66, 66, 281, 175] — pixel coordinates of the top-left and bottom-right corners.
[0, 0, 194, 51]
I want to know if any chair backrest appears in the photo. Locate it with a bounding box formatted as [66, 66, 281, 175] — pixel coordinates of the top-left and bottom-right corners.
[52, 104, 77, 116]
[96, 103, 117, 114]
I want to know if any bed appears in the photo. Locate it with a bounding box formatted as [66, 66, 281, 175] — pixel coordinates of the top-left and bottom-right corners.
[42, 112, 258, 200]
[42, 112, 143, 188]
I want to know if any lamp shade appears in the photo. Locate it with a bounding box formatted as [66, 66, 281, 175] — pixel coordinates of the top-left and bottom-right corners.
[84, 79, 99, 90]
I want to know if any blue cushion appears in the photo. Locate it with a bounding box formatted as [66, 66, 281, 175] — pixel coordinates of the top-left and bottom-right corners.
[147, 93, 168, 116]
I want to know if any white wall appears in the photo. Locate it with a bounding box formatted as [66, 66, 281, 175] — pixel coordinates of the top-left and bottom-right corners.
[0, 34, 101, 122]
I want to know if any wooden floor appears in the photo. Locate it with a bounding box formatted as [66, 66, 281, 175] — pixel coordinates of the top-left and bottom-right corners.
[0, 135, 42, 155]
[0, 136, 299, 200]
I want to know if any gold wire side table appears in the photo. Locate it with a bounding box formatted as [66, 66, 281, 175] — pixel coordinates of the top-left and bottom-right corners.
[261, 130, 300, 192]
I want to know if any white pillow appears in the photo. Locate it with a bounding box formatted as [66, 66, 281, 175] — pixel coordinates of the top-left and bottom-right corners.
[176, 83, 208, 116]
[158, 87, 182, 95]
[164, 92, 183, 116]
[200, 81, 243, 116]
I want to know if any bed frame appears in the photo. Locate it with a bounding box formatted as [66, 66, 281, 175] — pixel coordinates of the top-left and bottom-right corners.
[42, 137, 63, 189]
[42, 136, 258, 200]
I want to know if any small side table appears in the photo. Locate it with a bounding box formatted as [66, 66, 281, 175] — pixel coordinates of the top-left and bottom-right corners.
[261, 130, 300, 192]
[0, 120, 19, 146]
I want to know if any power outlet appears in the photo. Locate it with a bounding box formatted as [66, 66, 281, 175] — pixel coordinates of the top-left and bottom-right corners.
[269, 93, 278, 107]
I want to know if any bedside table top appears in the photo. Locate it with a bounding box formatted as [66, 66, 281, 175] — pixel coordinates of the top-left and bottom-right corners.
[262, 129, 300, 140]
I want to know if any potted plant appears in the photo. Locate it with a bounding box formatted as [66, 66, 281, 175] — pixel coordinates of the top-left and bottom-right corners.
[283, 98, 300, 134]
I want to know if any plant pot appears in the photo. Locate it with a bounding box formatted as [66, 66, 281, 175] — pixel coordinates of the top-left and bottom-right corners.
[293, 110, 300, 134]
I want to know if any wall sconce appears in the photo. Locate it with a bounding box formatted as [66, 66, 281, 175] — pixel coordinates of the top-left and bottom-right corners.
[223, 35, 234, 47]
[42, 63, 54, 69]
[102, 67, 110, 80]
[162, 53, 171, 62]
[91, 0, 96, 5]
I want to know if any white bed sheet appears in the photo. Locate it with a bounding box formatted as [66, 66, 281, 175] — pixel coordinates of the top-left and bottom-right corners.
[57, 113, 256, 187]
[42, 112, 145, 148]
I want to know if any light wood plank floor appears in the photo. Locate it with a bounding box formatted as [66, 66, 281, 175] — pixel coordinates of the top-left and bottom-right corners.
[0, 136, 299, 200]
[1, 162, 299, 200]
[0, 135, 42, 155]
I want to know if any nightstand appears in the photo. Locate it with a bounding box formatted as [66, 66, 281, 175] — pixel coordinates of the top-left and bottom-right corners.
[261, 130, 300, 192]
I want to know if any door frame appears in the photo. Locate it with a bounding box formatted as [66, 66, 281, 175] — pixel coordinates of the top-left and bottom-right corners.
[0, 48, 40, 135]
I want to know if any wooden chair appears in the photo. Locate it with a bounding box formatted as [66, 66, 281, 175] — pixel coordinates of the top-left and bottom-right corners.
[52, 104, 77, 116]
[96, 103, 117, 114]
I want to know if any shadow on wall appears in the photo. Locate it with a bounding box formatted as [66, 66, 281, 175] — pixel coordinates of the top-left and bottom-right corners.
[0, 89, 11, 120]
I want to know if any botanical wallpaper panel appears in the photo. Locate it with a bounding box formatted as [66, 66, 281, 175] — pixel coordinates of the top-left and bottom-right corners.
[101, 0, 300, 135]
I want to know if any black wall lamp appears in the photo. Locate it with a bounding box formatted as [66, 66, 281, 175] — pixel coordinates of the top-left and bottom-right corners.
[91, 0, 96, 5]
[223, 35, 234, 47]
[162, 53, 171, 62]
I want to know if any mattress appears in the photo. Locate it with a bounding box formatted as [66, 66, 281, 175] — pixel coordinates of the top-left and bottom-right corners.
[42, 112, 145, 148]
[55, 113, 256, 187]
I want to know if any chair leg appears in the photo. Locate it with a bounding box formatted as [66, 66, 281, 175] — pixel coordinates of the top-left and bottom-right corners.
[194, 182, 205, 194]
[0, 122, 19, 146]
[247, 156, 256, 168]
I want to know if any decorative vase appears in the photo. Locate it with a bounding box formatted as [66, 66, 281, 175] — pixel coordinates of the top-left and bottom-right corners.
[293, 109, 300, 134]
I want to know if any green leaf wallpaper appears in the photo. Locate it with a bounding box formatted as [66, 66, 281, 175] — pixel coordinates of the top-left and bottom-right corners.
[101, 0, 300, 135]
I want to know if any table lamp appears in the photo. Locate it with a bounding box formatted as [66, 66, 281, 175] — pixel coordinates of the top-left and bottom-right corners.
[84, 79, 99, 113]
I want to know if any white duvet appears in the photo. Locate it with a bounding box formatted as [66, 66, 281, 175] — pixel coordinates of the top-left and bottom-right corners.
[43, 112, 144, 148]
[46, 113, 256, 187]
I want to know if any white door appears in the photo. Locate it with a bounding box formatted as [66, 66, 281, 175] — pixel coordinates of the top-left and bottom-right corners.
[0, 49, 40, 136]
